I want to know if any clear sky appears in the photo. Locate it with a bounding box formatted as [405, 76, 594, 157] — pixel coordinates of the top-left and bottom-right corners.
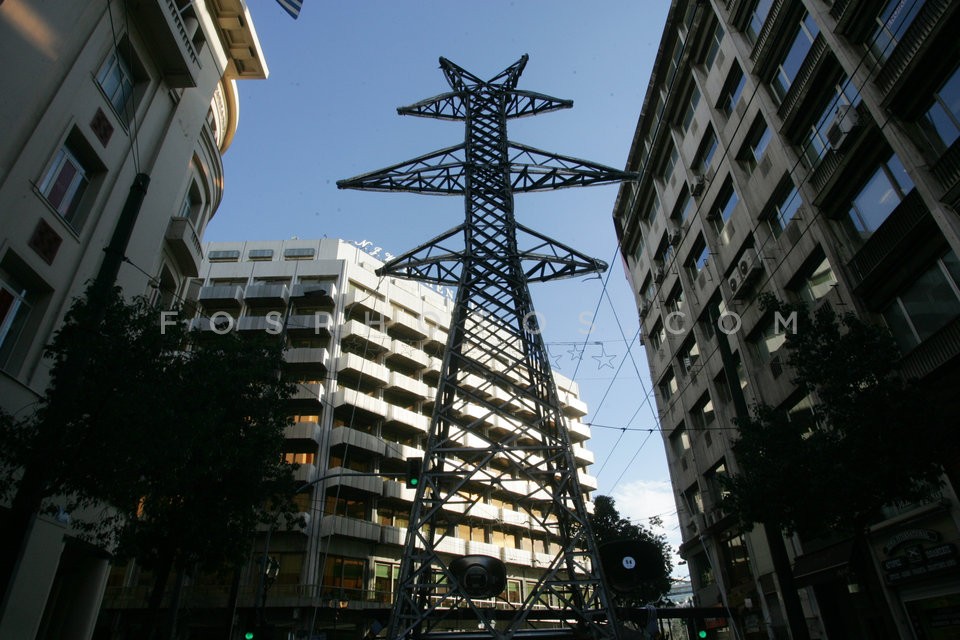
[205, 1, 683, 568]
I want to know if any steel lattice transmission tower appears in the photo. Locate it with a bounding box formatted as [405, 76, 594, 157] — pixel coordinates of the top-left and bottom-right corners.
[338, 55, 636, 640]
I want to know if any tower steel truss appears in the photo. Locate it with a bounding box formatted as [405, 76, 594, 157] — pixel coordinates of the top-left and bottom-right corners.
[338, 55, 636, 640]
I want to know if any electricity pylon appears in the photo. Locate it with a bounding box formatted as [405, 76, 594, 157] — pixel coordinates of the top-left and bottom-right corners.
[338, 55, 635, 640]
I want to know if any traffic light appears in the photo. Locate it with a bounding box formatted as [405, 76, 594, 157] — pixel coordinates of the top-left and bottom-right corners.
[698, 632, 708, 639]
[405, 457, 422, 489]
[244, 633, 255, 640]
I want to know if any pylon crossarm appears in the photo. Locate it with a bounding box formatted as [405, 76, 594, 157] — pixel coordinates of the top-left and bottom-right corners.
[398, 91, 466, 120]
[508, 142, 638, 192]
[336, 144, 467, 194]
[504, 90, 573, 119]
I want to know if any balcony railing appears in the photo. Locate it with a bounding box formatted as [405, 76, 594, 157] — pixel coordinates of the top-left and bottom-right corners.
[129, 0, 200, 88]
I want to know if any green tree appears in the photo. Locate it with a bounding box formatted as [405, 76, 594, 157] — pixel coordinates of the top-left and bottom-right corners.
[589, 494, 673, 605]
[724, 294, 956, 538]
[0, 289, 299, 636]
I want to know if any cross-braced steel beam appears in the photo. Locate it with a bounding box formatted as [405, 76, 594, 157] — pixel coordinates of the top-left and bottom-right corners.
[338, 55, 636, 640]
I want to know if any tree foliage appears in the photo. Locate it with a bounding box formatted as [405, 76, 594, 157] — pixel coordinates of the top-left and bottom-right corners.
[724, 294, 956, 538]
[0, 289, 299, 578]
[589, 495, 673, 605]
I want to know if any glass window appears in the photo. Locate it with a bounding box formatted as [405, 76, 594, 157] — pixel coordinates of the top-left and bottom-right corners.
[659, 368, 679, 400]
[96, 49, 135, 117]
[801, 77, 862, 167]
[746, 0, 774, 44]
[752, 318, 787, 363]
[719, 63, 746, 115]
[661, 143, 679, 181]
[38, 142, 90, 227]
[710, 178, 739, 231]
[798, 256, 838, 304]
[739, 117, 772, 171]
[768, 180, 802, 232]
[771, 13, 820, 103]
[691, 392, 715, 430]
[323, 555, 365, 599]
[848, 153, 914, 237]
[684, 483, 703, 514]
[680, 85, 701, 132]
[869, 0, 924, 63]
[721, 533, 753, 585]
[883, 250, 960, 352]
[0, 274, 31, 370]
[704, 22, 724, 69]
[679, 337, 701, 374]
[918, 64, 960, 155]
[643, 192, 662, 226]
[672, 186, 694, 223]
[649, 320, 666, 350]
[670, 422, 691, 457]
[693, 127, 718, 175]
[686, 236, 710, 277]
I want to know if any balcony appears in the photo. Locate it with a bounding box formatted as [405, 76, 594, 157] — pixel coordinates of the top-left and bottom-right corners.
[579, 472, 599, 491]
[319, 515, 380, 542]
[877, 0, 955, 98]
[244, 283, 290, 307]
[502, 547, 534, 566]
[389, 309, 428, 341]
[337, 352, 390, 387]
[901, 316, 960, 380]
[558, 390, 588, 418]
[329, 427, 386, 457]
[386, 371, 431, 400]
[386, 340, 430, 370]
[290, 382, 324, 408]
[499, 508, 530, 528]
[291, 282, 337, 306]
[340, 320, 391, 354]
[284, 347, 329, 374]
[294, 463, 318, 485]
[572, 444, 595, 466]
[343, 289, 393, 322]
[332, 387, 388, 419]
[164, 217, 202, 277]
[384, 405, 429, 433]
[284, 421, 322, 445]
[323, 466, 382, 495]
[129, 0, 200, 88]
[286, 313, 332, 337]
[198, 285, 243, 312]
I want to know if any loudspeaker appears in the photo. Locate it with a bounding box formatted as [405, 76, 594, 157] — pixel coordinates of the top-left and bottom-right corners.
[599, 538, 664, 594]
[449, 555, 507, 598]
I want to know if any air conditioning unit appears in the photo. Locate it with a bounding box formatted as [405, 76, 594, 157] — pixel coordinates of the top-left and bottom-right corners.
[690, 173, 707, 197]
[737, 248, 762, 284]
[639, 300, 652, 318]
[728, 273, 741, 295]
[826, 105, 859, 150]
[668, 228, 683, 245]
[654, 266, 666, 283]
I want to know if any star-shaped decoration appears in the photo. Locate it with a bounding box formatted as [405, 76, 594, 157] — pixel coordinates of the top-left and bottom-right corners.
[567, 343, 586, 361]
[592, 346, 617, 370]
[546, 345, 563, 369]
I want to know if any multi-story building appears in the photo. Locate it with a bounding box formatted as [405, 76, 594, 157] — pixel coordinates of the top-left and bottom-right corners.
[0, 1, 267, 637]
[614, 0, 960, 637]
[100, 238, 599, 639]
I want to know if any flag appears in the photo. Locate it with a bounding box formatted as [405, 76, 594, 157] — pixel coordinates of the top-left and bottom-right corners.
[276, 0, 302, 19]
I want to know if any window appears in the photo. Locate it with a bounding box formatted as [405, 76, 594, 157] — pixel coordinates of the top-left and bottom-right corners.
[642, 192, 662, 226]
[178, 181, 204, 230]
[738, 116, 772, 172]
[323, 555, 365, 599]
[284, 247, 316, 260]
[96, 39, 145, 123]
[0, 273, 31, 370]
[918, 64, 960, 156]
[869, 0, 924, 64]
[656, 236, 674, 268]
[660, 143, 679, 181]
[721, 533, 753, 586]
[883, 250, 960, 352]
[745, 0, 774, 44]
[670, 422, 690, 458]
[687, 236, 710, 276]
[684, 483, 703, 515]
[208, 250, 241, 262]
[375, 562, 400, 604]
[649, 320, 666, 350]
[680, 85, 701, 132]
[767, 178, 802, 232]
[666, 284, 686, 318]
[771, 13, 820, 103]
[847, 152, 914, 237]
[665, 37, 686, 87]
[709, 178, 739, 232]
[678, 337, 701, 375]
[718, 63, 746, 115]
[641, 276, 655, 304]
[672, 186, 694, 224]
[751, 317, 787, 363]
[38, 131, 101, 229]
[797, 255, 837, 304]
[690, 392, 715, 430]
[659, 368, 679, 401]
[631, 229, 646, 263]
[705, 460, 730, 506]
[801, 77, 862, 167]
[703, 21, 724, 69]
[693, 127, 718, 175]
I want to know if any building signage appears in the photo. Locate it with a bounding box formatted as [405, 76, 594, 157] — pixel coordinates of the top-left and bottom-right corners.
[882, 541, 958, 585]
[350, 239, 456, 301]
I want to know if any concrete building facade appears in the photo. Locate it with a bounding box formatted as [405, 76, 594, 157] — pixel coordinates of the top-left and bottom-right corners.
[99, 238, 600, 639]
[0, 1, 267, 637]
[614, 0, 960, 637]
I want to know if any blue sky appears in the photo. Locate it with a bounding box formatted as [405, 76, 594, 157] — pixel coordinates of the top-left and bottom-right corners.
[205, 1, 682, 560]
